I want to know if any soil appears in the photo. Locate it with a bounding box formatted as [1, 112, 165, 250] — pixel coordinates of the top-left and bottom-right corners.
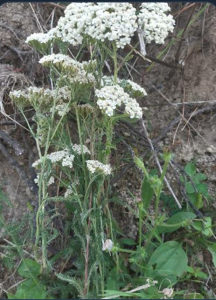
[0, 2, 216, 297]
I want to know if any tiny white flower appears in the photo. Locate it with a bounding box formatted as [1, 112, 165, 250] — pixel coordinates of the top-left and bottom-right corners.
[102, 239, 113, 251]
[162, 288, 174, 298]
[48, 176, 55, 186]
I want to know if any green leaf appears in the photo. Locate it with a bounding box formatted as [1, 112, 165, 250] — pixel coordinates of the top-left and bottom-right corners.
[196, 183, 208, 194]
[141, 177, 154, 210]
[8, 279, 46, 299]
[18, 258, 41, 278]
[185, 182, 195, 194]
[148, 241, 188, 277]
[158, 212, 196, 233]
[120, 238, 136, 246]
[188, 193, 203, 209]
[185, 162, 196, 176]
[194, 173, 207, 182]
[207, 244, 216, 267]
[192, 217, 213, 237]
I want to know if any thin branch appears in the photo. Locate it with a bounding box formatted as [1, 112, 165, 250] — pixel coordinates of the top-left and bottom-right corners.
[139, 119, 182, 209]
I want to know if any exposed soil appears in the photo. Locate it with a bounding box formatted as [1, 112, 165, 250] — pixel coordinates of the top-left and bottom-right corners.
[0, 2, 216, 297]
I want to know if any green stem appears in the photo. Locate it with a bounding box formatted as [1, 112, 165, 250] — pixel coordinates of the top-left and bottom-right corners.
[138, 202, 143, 247]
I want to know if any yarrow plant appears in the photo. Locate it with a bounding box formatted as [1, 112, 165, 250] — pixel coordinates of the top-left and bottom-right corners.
[8, 3, 182, 299]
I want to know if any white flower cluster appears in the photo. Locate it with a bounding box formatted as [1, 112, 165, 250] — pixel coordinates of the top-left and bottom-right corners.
[26, 29, 56, 45]
[86, 160, 112, 175]
[39, 54, 82, 71]
[72, 144, 90, 155]
[39, 54, 96, 85]
[84, 3, 137, 48]
[101, 76, 147, 98]
[96, 85, 143, 119]
[25, 3, 174, 51]
[124, 79, 147, 97]
[138, 3, 175, 44]
[32, 150, 75, 169]
[102, 239, 114, 251]
[10, 86, 70, 105]
[33, 144, 90, 169]
[64, 186, 73, 198]
[62, 154, 75, 168]
[56, 3, 94, 46]
[54, 3, 137, 48]
[50, 103, 71, 117]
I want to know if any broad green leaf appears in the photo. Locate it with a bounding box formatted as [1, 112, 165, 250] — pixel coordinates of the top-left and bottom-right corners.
[188, 193, 203, 209]
[194, 173, 207, 182]
[207, 244, 216, 267]
[158, 212, 196, 233]
[148, 241, 188, 277]
[196, 183, 208, 194]
[185, 162, 196, 176]
[18, 258, 41, 278]
[141, 177, 154, 210]
[8, 279, 46, 299]
[185, 182, 195, 194]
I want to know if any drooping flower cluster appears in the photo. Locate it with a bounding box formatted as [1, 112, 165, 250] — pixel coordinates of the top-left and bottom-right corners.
[95, 85, 143, 119]
[10, 86, 71, 110]
[39, 54, 96, 85]
[138, 3, 175, 44]
[55, 3, 137, 48]
[50, 103, 71, 117]
[86, 160, 112, 175]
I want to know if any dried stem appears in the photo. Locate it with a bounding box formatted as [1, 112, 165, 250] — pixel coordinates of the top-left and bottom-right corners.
[140, 119, 182, 209]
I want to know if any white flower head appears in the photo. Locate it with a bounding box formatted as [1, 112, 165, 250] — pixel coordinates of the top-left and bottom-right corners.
[72, 144, 90, 155]
[53, 3, 137, 48]
[162, 288, 174, 298]
[26, 30, 56, 45]
[96, 84, 143, 119]
[39, 54, 96, 84]
[32, 149, 75, 169]
[86, 160, 112, 175]
[62, 154, 75, 168]
[64, 186, 73, 198]
[138, 3, 175, 45]
[102, 239, 114, 251]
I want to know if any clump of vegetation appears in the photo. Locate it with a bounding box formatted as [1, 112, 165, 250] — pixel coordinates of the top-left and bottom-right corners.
[0, 3, 215, 299]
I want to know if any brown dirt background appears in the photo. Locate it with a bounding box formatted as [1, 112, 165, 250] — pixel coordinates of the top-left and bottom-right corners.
[0, 2, 216, 297]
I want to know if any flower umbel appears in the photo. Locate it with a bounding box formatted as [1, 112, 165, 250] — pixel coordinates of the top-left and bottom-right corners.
[86, 160, 112, 175]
